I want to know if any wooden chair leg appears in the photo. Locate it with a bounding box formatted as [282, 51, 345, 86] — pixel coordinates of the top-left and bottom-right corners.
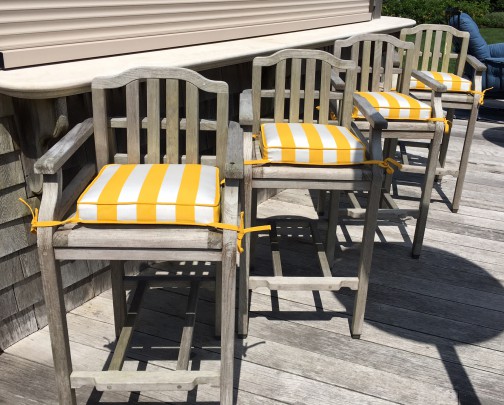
[220, 230, 237, 405]
[38, 229, 77, 405]
[411, 124, 443, 258]
[238, 179, 253, 338]
[110, 260, 126, 338]
[325, 190, 341, 265]
[317, 190, 326, 216]
[435, 108, 454, 182]
[452, 100, 479, 213]
[381, 138, 398, 208]
[351, 165, 383, 339]
[215, 263, 222, 337]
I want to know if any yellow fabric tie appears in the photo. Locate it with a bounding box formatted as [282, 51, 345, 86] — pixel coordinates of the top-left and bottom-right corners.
[427, 117, 451, 134]
[361, 158, 402, 174]
[19, 198, 270, 253]
[244, 159, 271, 165]
[469, 87, 493, 105]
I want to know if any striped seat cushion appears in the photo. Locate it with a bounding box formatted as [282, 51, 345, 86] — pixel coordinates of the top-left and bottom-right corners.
[410, 71, 472, 92]
[77, 164, 220, 225]
[260, 123, 366, 165]
[354, 91, 432, 120]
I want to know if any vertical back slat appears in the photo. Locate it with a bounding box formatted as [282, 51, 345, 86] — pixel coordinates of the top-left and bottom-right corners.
[289, 58, 301, 123]
[252, 64, 262, 134]
[126, 81, 141, 164]
[341, 63, 357, 128]
[399, 46, 414, 93]
[216, 91, 229, 181]
[274, 59, 286, 122]
[303, 59, 316, 123]
[421, 30, 433, 70]
[457, 36, 469, 76]
[441, 32, 453, 72]
[318, 61, 331, 125]
[431, 30, 443, 71]
[166, 79, 179, 163]
[91, 88, 109, 170]
[383, 42, 395, 91]
[413, 32, 423, 69]
[360, 41, 372, 90]
[371, 41, 382, 91]
[185, 82, 199, 164]
[146, 79, 160, 164]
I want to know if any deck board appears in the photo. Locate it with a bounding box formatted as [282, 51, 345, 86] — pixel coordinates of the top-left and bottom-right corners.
[2, 117, 504, 404]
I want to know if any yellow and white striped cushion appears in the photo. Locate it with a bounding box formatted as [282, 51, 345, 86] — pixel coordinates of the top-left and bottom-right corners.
[260, 123, 366, 165]
[354, 91, 432, 120]
[410, 71, 472, 92]
[77, 164, 220, 225]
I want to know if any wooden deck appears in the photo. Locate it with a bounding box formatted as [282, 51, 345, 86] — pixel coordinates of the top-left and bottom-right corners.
[1, 117, 504, 404]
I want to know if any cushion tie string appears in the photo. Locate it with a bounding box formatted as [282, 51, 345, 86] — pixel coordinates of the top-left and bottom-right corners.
[244, 158, 271, 165]
[468, 87, 493, 105]
[361, 158, 402, 174]
[18, 198, 269, 253]
[427, 117, 451, 134]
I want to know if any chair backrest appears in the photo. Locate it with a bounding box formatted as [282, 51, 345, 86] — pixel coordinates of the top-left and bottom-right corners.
[91, 67, 229, 181]
[400, 24, 470, 76]
[251, 49, 357, 135]
[448, 13, 491, 61]
[334, 33, 414, 93]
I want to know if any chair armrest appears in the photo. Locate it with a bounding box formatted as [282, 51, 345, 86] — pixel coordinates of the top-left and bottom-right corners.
[411, 70, 447, 92]
[466, 55, 487, 72]
[330, 70, 346, 91]
[34, 118, 94, 175]
[225, 121, 244, 180]
[353, 94, 388, 131]
[489, 43, 504, 58]
[239, 89, 253, 126]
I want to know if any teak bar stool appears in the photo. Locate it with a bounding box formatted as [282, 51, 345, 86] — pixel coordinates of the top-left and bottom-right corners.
[400, 24, 488, 212]
[238, 49, 389, 339]
[30, 67, 242, 405]
[333, 34, 447, 258]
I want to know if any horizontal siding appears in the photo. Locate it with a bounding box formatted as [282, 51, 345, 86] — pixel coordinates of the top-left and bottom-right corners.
[0, 1, 372, 68]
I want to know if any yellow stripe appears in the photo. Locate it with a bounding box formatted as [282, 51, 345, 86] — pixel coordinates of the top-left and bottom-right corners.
[97, 165, 136, 221]
[276, 123, 296, 162]
[354, 92, 379, 118]
[326, 125, 351, 164]
[304, 124, 324, 163]
[380, 92, 402, 119]
[176, 164, 201, 223]
[136, 164, 169, 222]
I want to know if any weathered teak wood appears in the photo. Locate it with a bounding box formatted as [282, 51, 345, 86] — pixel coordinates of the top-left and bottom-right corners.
[334, 33, 446, 257]
[239, 48, 386, 339]
[33, 66, 241, 405]
[400, 24, 484, 213]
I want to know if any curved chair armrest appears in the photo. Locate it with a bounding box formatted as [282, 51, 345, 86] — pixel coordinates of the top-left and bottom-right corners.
[466, 55, 487, 72]
[411, 70, 447, 92]
[489, 43, 504, 58]
[353, 94, 388, 131]
[330, 70, 346, 91]
[225, 121, 244, 180]
[34, 118, 94, 175]
[239, 89, 253, 127]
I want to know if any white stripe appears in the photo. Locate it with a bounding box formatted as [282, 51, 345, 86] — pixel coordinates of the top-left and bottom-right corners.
[117, 164, 152, 203]
[78, 204, 97, 221]
[289, 123, 310, 148]
[117, 204, 137, 221]
[295, 149, 310, 163]
[315, 124, 337, 149]
[350, 149, 366, 163]
[323, 149, 337, 163]
[79, 165, 120, 203]
[267, 148, 282, 162]
[194, 206, 215, 224]
[339, 127, 364, 149]
[195, 165, 218, 205]
[262, 124, 282, 148]
[156, 204, 176, 221]
[157, 164, 185, 203]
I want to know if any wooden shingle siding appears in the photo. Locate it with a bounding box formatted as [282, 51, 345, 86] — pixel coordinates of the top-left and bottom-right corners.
[0, 0, 372, 68]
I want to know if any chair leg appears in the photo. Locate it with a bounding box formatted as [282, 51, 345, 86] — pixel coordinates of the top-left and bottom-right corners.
[411, 124, 443, 258]
[238, 179, 253, 338]
[38, 229, 77, 405]
[452, 101, 479, 213]
[317, 190, 326, 216]
[110, 260, 126, 338]
[351, 165, 383, 339]
[435, 109, 454, 182]
[381, 138, 398, 208]
[220, 230, 237, 405]
[325, 190, 341, 265]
